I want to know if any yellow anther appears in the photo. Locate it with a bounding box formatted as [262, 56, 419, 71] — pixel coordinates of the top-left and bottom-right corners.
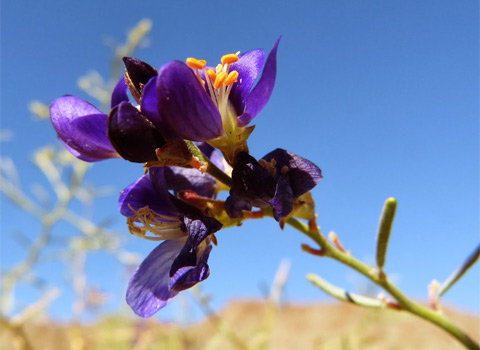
[186, 57, 207, 70]
[214, 71, 227, 89]
[207, 68, 217, 83]
[215, 64, 223, 74]
[225, 70, 239, 85]
[221, 53, 239, 65]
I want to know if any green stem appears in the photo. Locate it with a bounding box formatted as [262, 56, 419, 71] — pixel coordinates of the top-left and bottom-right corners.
[285, 217, 479, 350]
[186, 140, 232, 188]
[206, 160, 232, 188]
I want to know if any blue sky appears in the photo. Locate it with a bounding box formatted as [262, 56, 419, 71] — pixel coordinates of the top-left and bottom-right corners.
[1, 0, 479, 321]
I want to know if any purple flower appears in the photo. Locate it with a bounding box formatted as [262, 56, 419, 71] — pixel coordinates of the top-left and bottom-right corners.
[225, 149, 323, 221]
[120, 167, 222, 317]
[49, 93, 123, 162]
[49, 59, 171, 164]
[50, 39, 280, 166]
[143, 38, 281, 164]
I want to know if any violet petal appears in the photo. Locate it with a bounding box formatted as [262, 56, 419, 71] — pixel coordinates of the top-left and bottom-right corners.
[108, 101, 166, 163]
[157, 61, 223, 141]
[141, 76, 178, 139]
[164, 166, 216, 198]
[225, 192, 252, 218]
[242, 37, 281, 125]
[126, 238, 186, 318]
[119, 173, 179, 218]
[169, 243, 212, 292]
[50, 96, 119, 161]
[111, 77, 129, 108]
[229, 49, 265, 115]
[182, 214, 223, 247]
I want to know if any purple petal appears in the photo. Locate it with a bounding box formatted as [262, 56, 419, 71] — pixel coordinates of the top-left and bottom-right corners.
[164, 166, 216, 198]
[182, 215, 223, 246]
[229, 49, 265, 115]
[225, 191, 252, 218]
[126, 239, 186, 318]
[241, 37, 281, 126]
[157, 61, 223, 141]
[61, 141, 106, 162]
[111, 78, 129, 108]
[108, 101, 166, 163]
[169, 243, 212, 292]
[197, 142, 227, 172]
[140, 76, 178, 139]
[168, 214, 222, 291]
[119, 173, 179, 218]
[262, 148, 323, 198]
[50, 96, 119, 161]
[269, 175, 294, 221]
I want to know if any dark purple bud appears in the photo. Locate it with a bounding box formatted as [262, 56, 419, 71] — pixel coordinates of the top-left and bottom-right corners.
[262, 148, 322, 198]
[108, 101, 166, 163]
[226, 152, 276, 214]
[225, 192, 252, 218]
[123, 57, 158, 103]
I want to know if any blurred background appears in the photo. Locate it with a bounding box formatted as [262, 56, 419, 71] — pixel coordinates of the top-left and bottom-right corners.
[1, 0, 478, 349]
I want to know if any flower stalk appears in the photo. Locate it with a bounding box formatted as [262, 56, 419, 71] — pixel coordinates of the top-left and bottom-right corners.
[281, 215, 479, 350]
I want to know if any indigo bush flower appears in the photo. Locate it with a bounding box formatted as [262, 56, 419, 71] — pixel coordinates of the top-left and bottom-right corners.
[145, 37, 281, 165]
[50, 36, 280, 167]
[225, 149, 323, 221]
[120, 166, 222, 317]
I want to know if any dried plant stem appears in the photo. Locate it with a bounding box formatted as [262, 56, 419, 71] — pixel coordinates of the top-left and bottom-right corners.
[284, 217, 479, 350]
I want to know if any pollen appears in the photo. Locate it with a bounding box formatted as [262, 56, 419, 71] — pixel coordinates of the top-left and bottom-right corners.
[221, 53, 238, 65]
[207, 68, 217, 82]
[186, 57, 207, 70]
[225, 70, 239, 86]
[214, 71, 228, 89]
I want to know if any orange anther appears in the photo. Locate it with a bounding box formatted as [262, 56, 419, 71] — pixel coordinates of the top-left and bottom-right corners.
[207, 68, 217, 82]
[221, 53, 239, 65]
[225, 70, 239, 85]
[214, 71, 227, 89]
[186, 57, 207, 70]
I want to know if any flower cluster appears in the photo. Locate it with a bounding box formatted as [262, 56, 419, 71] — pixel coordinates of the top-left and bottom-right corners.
[49, 38, 323, 318]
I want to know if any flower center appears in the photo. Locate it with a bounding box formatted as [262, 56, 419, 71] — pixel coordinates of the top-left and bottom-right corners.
[186, 53, 240, 138]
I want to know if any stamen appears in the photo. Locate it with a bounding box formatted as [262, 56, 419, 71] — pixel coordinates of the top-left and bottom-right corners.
[221, 53, 238, 65]
[225, 70, 239, 86]
[214, 71, 227, 89]
[281, 165, 289, 174]
[215, 64, 223, 74]
[186, 57, 207, 70]
[211, 233, 218, 246]
[203, 68, 217, 105]
[260, 158, 277, 176]
[207, 68, 217, 82]
[126, 205, 185, 240]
